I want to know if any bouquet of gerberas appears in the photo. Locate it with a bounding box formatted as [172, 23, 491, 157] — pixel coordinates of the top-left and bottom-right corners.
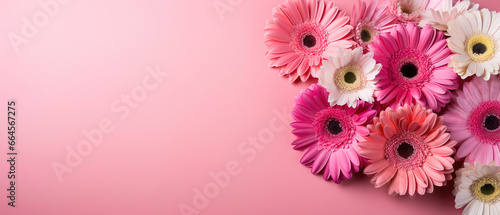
[264, 0, 500, 214]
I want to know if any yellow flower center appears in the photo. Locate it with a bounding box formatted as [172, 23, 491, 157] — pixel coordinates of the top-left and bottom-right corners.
[334, 65, 365, 93]
[472, 176, 500, 202]
[467, 35, 496, 62]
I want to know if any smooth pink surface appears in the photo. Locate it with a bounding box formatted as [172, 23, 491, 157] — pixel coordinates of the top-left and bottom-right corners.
[0, 0, 497, 214]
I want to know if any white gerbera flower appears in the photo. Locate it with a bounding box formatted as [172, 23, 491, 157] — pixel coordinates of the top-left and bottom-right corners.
[389, 0, 449, 24]
[419, 0, 479, 35]
[454, 162, 500, 215]
[447, 9, 500, 81]
[318, 47, 381, 108]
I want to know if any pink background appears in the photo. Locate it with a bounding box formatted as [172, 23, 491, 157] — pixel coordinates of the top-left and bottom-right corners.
[0, 0, 497, 214]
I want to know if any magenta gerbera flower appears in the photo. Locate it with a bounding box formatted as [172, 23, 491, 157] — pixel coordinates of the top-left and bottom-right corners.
[350, 0, 396, 52]
[370, 23, 459, 112]
[264, 0, 355, 82]
[444, 76, 500, 165]
[291, 84, 378, 183]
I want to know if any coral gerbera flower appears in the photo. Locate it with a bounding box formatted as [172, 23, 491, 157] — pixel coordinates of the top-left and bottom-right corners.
[447, 9, 500, 81]
[350, 0, 396, 53]
[370, 22, 459, 112]
[419, 0, 478, 35]
[389, 0, 448, 23]
[291, 84, 378, 183]
[318, 47, 381, 108]
[454, 162, 500, 215]
[444, 76, 500, 165]
[264, 0, 355, 82]
[359, 104, 456, 196]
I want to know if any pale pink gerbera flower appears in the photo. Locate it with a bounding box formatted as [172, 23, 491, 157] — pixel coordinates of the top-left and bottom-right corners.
[318, 47, 381, 108]
[419, 0, 479, 35]
[350, 0, 396, 52]
[444, 76, 500, 165]
[359, 104, 456, 196]
[389, 0, 448, 23]
[370, 23, 459, 112]
[264, 0, 355, 82]
[291, 84, 378, 183]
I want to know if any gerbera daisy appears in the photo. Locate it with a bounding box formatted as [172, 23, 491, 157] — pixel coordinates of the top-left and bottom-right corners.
[447, 9, 500, 81]
[370, 22, 459, 112]
[359, 104, 456, 196]
[318, 47, 381, 107]
[291, 84, 378, 183]
[264, 0, 355, 82]
[444, 76, 500, 165]
[389, 0, 448, 23]
[419, 0, 478, 35]
[454, 162, 500, 215]
[350, 0, 396, 52]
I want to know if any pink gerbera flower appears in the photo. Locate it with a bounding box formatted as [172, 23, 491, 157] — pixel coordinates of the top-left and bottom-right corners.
[291, 84, 378, 183]
[265, 0, 355, 82]
[359, 104, 456, 196]
[370, 23, 459, 112]
[444, 76, 500, 165]
[350, 0, 396, 52]
[389, 0, 448, 23]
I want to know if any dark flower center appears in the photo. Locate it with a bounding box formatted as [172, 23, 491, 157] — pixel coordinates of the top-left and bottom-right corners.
[481, 184, 495, 195]
[484, 115, 500, 131]
[327, 119, 342, 135]
[344, 72, 357, 84]
[397, 142, 414, 159]
[303, 35, 316, 48]
[360, 29, 371, 42]
[400, 62, 418, 78]
[472, 43, 487, 55]
[401, 7, 412, 14]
